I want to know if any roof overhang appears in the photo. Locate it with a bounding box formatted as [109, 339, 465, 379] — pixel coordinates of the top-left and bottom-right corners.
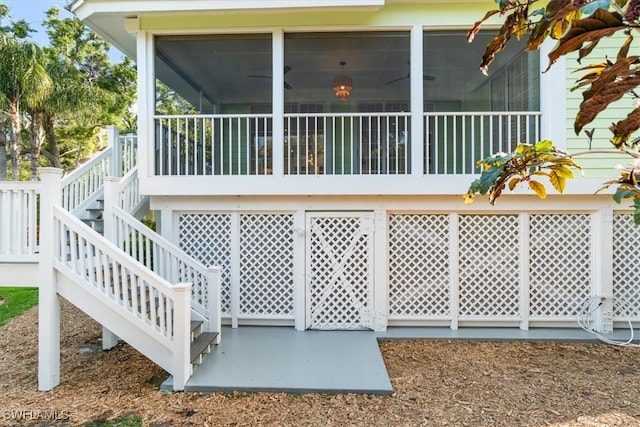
[69, 0, 387, 60]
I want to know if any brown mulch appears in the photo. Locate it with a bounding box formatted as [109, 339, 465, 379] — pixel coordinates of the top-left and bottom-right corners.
[1, 301, 640, 427]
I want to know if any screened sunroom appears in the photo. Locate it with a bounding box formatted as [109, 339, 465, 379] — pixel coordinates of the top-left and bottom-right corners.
[152, 30, 540, 178]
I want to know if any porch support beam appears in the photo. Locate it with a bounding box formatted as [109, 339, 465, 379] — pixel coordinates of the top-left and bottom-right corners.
[272, 28, 285, 177]
[410, 25, 424, 176]
[373, 209, 388, 331]
[293, 210, 306, 331]
[540, 39, 566, 149]
[593, 208, 614, 333]
[38, 168, 63, 391]
[137, 29, 154, 184]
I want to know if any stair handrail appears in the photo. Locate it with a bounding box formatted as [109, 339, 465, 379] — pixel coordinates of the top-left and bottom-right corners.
[51, 203, 192, 388]
[118, 167, 146, 216]
[60, 148, 112, 214]
[106, 198, 220, 336]
[61, 127, 138, 216]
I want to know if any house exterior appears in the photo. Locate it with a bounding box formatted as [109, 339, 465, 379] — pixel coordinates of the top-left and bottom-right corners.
[71, 0, 640, 329]
[1, 0, 639, 391]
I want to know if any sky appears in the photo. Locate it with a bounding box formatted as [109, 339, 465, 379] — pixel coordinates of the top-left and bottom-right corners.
[4, 1, 73, 46]
[4, 0, 123, 60]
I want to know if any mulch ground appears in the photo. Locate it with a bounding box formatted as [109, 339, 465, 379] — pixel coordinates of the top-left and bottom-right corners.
[1, 300, 639, 426]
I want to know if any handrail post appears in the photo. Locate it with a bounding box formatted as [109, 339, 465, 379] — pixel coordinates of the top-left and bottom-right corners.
[206, 266, 222, 344]
[37, 167, 63, 390]
[107, 126, 121, 178]
[172, 282, 192, 391]
[102, 176, 121, 349]
[102, 177, 120, 245]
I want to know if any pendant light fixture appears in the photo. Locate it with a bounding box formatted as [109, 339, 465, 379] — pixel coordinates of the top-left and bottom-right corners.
[332, 61, 353, 101]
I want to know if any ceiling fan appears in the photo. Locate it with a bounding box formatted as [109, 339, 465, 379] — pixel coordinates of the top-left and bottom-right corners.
[385, 72, 436, 85]
[248, 65, 293, 90]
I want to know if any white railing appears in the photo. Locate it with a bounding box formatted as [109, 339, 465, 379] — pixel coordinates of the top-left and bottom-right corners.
[119, 134, 138, 176]
[108, 204, 221, 334]
[61, 131, 138, 214]
[61, 148, 111, 213]
[154, 112, 411, 176]
[155, 114, 272, 176]
[425, 111, 541, 175]
[117, 168, 145, 215]
[51, 204, 192, 388]
[0, 181, 40, 259]
[284, 113, 410, 175]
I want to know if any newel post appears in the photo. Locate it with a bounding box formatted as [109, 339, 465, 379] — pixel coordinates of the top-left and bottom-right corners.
[172, 282, 192, 391]
[102, 177, 120, 244]
[101, 177, 121, 349]
[37, 167, 63, 391]
[206, 266, 222, 344]
[106, 126, 121, 178]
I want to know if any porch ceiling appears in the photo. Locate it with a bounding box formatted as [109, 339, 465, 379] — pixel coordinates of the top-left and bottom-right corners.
[156, 31, 504, 110]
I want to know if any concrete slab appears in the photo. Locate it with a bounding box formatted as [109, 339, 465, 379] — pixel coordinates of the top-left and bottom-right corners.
[375, 327, 638, 342]
[163, 326, 393, 395]
[162, 326, 638, 394]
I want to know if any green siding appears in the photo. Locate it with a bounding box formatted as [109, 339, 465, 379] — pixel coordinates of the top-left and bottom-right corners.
[565, 33, 630, 178]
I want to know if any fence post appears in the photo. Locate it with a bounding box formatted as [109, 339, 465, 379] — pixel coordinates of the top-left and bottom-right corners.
[107, 126, 121, 178]
[37, 167, 63, 390]
[206, 266, 222, 344]
[172, 282, 192, 391]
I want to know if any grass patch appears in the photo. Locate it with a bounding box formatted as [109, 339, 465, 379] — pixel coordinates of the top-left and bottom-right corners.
[0, 287, 38, 327]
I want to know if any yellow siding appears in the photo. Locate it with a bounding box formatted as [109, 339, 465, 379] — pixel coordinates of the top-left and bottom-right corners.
[139, 2, 497, 31]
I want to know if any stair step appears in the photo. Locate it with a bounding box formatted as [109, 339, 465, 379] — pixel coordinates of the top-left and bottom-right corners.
[191, 320, 203, 333]
[190, 332, 219, 363]
[81, 218, 104, 225]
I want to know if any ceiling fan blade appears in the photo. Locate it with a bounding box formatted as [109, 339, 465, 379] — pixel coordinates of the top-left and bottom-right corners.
[385, 74, 409, 85]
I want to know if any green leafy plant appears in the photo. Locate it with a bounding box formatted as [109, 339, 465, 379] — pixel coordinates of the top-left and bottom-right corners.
[465, 0, 640, 224]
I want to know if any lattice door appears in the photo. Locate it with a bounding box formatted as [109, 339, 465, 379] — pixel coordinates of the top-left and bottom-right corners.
[306, 212, 374, 330]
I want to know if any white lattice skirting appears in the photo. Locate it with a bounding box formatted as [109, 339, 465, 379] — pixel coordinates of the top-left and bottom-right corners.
[176, 210, 640, 329]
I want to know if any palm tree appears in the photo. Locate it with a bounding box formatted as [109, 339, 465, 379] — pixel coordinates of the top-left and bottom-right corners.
[0, 34, 53, 180]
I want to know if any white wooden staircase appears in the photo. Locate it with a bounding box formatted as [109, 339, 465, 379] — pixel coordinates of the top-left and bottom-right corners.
[0, 129, 221, 391]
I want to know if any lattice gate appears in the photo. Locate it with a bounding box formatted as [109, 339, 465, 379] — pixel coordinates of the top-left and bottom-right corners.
[306, 212, 375, 330]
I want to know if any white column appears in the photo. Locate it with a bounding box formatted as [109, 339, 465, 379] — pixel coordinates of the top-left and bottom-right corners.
[373, 209, 388, 331]
[539, 39, 567, 148]
[206, 266, 222, 343]
[106, 126, 121, 178]
[136, 30, 155, 183]
[593, 208, 614, 333]
[230, 212, 240, 328]
[519, 213, 530, 330]
[410, 25, 425, 175]
[101, 177, 121, 349]
[171, 282, 192, 391]
[272, 29, 285, 176]
[293, 210, 306, 331]
[448, 213, 459, 330]
[38, 167, 63, 391]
